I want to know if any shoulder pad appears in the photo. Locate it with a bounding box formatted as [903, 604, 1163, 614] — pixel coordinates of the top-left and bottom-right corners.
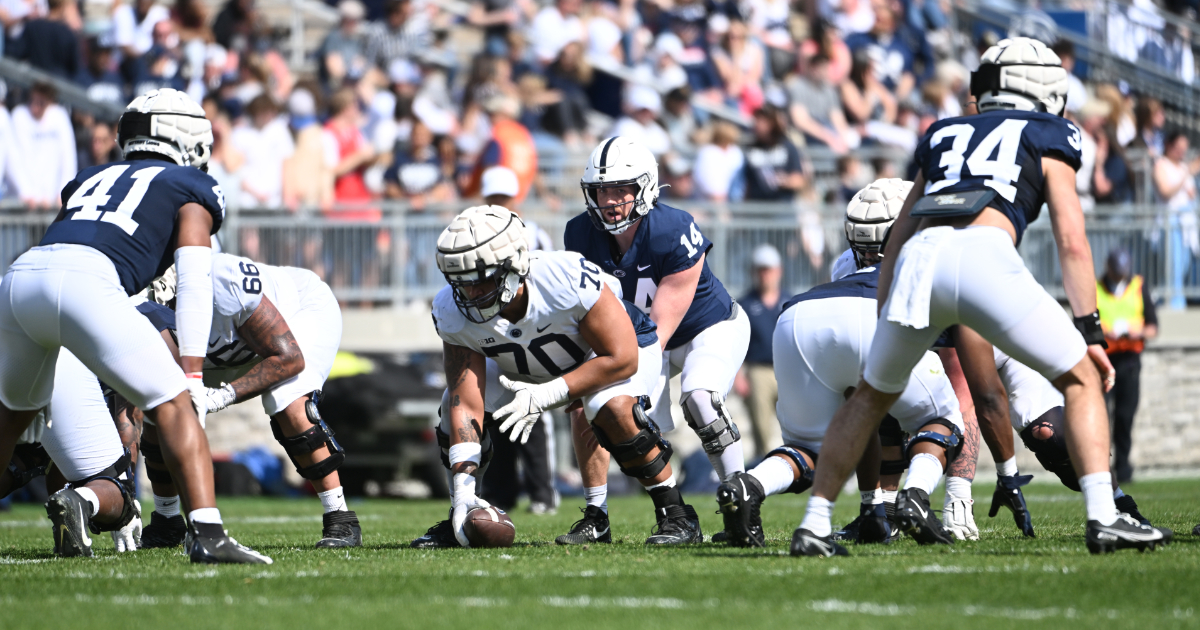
[431, 286, 466, 336]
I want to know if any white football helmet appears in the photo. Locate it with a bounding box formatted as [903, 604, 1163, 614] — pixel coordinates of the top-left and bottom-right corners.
[580, 136, 660, 235]
[845, 178, 913, 269]
[970, 37, 1068, 116]
[437, 205, 531, 323]
[140, 266, 178, 306]
[118, 88, 214, 170]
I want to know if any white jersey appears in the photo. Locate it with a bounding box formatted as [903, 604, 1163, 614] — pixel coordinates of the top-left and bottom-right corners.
[994, 347, 1064, 432]
[433, 250, 620, 385]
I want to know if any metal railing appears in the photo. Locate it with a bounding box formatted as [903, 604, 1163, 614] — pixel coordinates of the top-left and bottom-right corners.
[3, 202, 1197, 307]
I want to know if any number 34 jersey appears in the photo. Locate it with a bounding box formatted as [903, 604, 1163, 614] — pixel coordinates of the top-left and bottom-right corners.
[432, 250, 658, 385]
[915, 109, 1082, 245]
[41, 160, 226, 295]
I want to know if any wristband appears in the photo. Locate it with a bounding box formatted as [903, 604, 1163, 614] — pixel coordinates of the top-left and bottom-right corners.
[186, 372, 204, 380]
[448, 442, 482, 466]
[1073, 311, 1109, 348]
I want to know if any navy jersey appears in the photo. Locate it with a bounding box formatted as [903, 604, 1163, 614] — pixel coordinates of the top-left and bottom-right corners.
[782, 266, 879, 313]
[135, 300, 176, 332]
[41, 159, 226, 295]
[564, 203, 733, 350]
[914, 110, 1082, 245]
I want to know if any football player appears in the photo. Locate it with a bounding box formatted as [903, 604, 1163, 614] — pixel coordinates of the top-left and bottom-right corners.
[138, 253, 360, 549]
[411, 206, 696, 548]
[0, 89, 269, 564]
[718, 179, 965, 549]
[792, 38, 1171, 556]
[561, 137, 750, 544]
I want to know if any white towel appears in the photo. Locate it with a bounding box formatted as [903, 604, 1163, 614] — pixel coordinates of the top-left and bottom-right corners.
[885, 226, 954, 329]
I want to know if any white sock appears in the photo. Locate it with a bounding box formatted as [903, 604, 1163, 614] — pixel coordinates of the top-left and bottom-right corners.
[1080, 472, 1118, 526]
[748, 456, 796, 496]
[945, 476, 973, 502]
[881, 489, 898, 505]
[997, 456, 1019, 477]
[1113, 487, 1126, 500]
[861, 488, 883, 505]
[189, 507, 223, 525]
[154, 494, 181, 517]
[646, 476, 676, 490]
[318, 487, 348, 513]
[799, 495, 834, 537]
[584, 485, 609, 514]
[74, 487, 100, 517]
[903, 453, 944, 495]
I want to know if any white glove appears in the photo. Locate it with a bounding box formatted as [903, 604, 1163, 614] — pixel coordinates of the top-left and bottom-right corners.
[206, 384, 237, 414]
[450, 473, 491, 548]
[111, 499, 142, 552]
[186, 374, 207, 428]
[494, 376, 569, 444]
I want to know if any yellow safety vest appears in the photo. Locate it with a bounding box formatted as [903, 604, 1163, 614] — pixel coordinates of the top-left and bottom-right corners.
[1096, 275, 1145, 354]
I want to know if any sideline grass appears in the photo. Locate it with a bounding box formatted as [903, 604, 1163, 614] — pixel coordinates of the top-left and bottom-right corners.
[1, 478, 1198, 630]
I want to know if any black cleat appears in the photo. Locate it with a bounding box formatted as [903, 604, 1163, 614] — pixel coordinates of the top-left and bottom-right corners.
[989, 474, 1036, 538]
[710, 530, 729, 543]
[645, 504, 702, 545]
[141, 512, 188, 549]
[188, 524, 272, 564]
[832, 514, 862, 543]
[896, 488, 954, 545]
[556, 505, 612, 545]
[317, 510, 362, 548]
[1114, 495, 1150, 526]
[1086, 514, 1173, 554]
[46, 488, 93, 558]
[1194, 523, 1200, 536]
[790, 528, 849, 557]
[409, 520, 460, 549]
[717, 472, 765, 547]
[855, 503, 896, 544]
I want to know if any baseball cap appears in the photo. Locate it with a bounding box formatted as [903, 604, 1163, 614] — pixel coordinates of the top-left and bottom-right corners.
[482, 166, 520, 198]
[752, 244, 782, 268]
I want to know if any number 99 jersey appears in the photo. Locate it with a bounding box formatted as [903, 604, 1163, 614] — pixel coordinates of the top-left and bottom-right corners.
[205, 252, 317, 370]
[40, 160, 226, 295]
[432, 250, 658, 384]
[914, 110, 1082, 245]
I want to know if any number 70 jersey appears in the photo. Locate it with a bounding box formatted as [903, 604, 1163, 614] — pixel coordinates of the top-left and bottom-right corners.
[40, 159, 226, 296]
[914, 109, 1082, 245]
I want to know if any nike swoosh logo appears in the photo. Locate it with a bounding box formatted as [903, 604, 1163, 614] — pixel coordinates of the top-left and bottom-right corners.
[209, 338, 221, 348]
[593, 526, 609, 538]
[738, 479, 747, 499]
[913, 503, 928, 519]
[537, 324, 551, 333]
[637, 264, 651, 271]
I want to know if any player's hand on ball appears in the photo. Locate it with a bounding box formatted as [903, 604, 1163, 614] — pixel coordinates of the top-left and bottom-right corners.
[1087, 345, 1116, 392]
[451, 491, 491, 548]
[111, 499, 142, 552]
[494, 376, 570, 444]
[205, 384, 236, 413]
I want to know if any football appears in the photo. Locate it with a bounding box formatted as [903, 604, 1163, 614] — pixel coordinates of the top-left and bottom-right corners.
[463, 506, 516, 548]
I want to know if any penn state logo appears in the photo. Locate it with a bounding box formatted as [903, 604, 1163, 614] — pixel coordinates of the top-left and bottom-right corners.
[613, 269, 626, 278]
[936, 195, 966, 206]
[511, 328, 523, 338]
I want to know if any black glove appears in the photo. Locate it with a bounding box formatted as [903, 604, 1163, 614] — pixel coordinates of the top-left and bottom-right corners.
[989, 474, 1036, 538]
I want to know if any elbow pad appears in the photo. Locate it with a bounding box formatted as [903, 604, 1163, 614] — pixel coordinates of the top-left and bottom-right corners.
[174, 246, 213, 358]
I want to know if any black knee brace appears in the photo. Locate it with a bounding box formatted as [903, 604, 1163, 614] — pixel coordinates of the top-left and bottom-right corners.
[139, 441, 174, 485]
[71, 451, 137, 534]
[436, 425, 494, 477]
[904, 418, 964, 464]
[7, 443, 51, 490]
[877, 415, 908, 475]
[765, 445, 817, 494]
[682, 391, 741, 455]
[592, 402, 673, 480]
[1018, 406, 1078, 491]
[271, 392, 345, 481]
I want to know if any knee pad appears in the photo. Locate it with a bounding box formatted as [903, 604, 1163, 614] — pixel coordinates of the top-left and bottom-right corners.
[681, 390, 741, 455]
[71, 451, 137, 534]
[765, 445, 817, 494]
[271, 392, 346, 481]
[592, 401, 673, 480]
[436, 424, 494, 478]
[139, 441, 175, 485]
[7, 443, 52, 491]
[878, 415, 905, 447]
[1019, 407, 1078, 491]
[904, 418, 964, 464]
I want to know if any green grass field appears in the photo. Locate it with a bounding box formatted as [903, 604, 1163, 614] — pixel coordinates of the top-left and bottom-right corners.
[2, 478, 1199, 630]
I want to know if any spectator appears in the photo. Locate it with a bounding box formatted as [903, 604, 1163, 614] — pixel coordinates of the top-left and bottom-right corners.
[0, 104, 28, 204]
[13, 0, 79, 79]
[692, 119, 745, 201]
[1096, 82, 1137, 147]
[660, 86, 699, 163]
[134, 44, 186, 95]
[744, 105, 805, 201]
[1133, 97, 1166, 157]
[610, 85, 671, 158]
[212, 0, 260, 52]
[231, 94, 294, 208]
[321, 0, 369, 88]
[78, 39, 126, 107]
[383, 118, 453, 205]
[844, 0, 916, 102]
[660, 14, 723, 101]
[200, 95, 245, 201]
[282, 88, 333, 211]
[541, 41, 593, 148]
[364, 0, 431, 71]
[77, 120, 120, 170]
[1051, 39, 1088, 116]
[11, 83, 76, 209]
[712, 19, 766, 116]
[172, 0, 213, 43]
[1097, 248, 1158, 484]
[733, 243, 784, 458]
[467, 0, 528, 57]
[787, 52, 853, 154]
[323, 88, 379, 217]
[529, 0, 583, 66]
[465, 93, 536, 204]
[1093, 113, 1136, 206]
[114, 0, 170, 58]
[840, 50, 908, 143]
[1153, 131, 1200, 309]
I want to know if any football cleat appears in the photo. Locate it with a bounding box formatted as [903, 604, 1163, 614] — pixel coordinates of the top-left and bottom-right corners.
[944, 497, 981, 541]
[645, 504, 702, 545]
[45, 488, 94, 558]
[188, 524, 272, 564]
[1193, 523, 1200, 537]
[710, 530, 729, 543]
[831, 513, 862, 542]
[528, 502, 557, 516]
[896, 488, 955, 545]
[409, 520, 460, 549]
[989, 474, 1036, 538]
[1086, 514, 1173, 554]
[316, 510, 362, 548]
[141, 512, 188, 549]
[790, 528, 849, 557]
[555, 506, 612, 545]
[1114, 495, 1151, 527]
[716, 472, 765, 547]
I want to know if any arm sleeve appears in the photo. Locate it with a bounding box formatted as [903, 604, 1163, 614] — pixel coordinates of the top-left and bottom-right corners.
[174, 246, 214, 359]
[1142, 281, 1158, 327]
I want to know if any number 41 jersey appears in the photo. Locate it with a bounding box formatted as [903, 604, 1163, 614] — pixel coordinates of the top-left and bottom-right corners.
[432, 250, 657, 385]
[915, 109, 1082, 245]
[41, 159, 226, 295]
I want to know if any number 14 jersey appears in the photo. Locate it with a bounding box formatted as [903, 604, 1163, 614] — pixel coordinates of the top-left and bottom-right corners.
[432, 250, 658, 385]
